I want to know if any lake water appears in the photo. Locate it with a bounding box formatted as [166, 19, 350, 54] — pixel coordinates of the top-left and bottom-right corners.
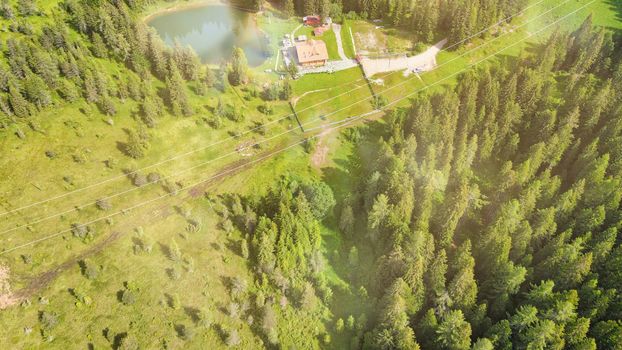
[147, 4, 270, 66]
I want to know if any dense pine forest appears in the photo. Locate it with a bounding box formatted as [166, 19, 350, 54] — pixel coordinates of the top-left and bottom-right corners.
[0, 0, 206, 126]
[209, 15, 622, 350]
[330, 16, 622, 349]
[0, 0, 621, 348]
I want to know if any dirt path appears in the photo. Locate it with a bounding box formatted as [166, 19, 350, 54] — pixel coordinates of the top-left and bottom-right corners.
[311, 125, 332, 167]
[291, 23, 302, 39]
[332, 23, 349, 61]
[10, 231, 123, 304]
[291, 88, 329, 107]
[360, 38, 447, 77]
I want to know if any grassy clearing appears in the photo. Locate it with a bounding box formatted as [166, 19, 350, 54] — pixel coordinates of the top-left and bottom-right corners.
[291, 67, 374, 125]
[321, 29, 341, 60]
[316, 129, 381, 349]
[349, 20, 412, 56]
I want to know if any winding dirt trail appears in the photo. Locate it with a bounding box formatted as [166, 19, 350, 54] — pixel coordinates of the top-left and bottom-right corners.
[8, 231, 122, 305]
[311, 124, 332, 168]
[291, 88, 329, 107]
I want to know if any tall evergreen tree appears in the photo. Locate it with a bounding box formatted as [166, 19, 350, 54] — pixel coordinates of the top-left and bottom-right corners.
[166, 60, 193, 116]
[228, 47, 248, 86]
[284, 0, 295, 17]
[8, 82, 29, 117]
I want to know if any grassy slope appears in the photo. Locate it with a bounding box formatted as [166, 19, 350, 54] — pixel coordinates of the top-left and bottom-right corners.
[0, 0, 619, 348]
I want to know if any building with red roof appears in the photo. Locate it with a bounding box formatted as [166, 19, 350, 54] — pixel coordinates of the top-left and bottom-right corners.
[303, 16, 321, 27]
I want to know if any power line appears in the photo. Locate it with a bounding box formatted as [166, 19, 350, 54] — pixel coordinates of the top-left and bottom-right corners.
[0, 0, 596, 255]
[0, 0, 549, 218]
[0, 0, 575, 236]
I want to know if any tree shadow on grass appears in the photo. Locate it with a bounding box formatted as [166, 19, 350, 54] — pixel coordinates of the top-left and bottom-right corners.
[156, 86, 170, 113]
[184, 306, 201, 323]
[224, 238, 242, 257]
[164, 293, 177, 308]
[115, 289, 124, 303]
[605, 0, 622, 23]
[158, 242, 171, 259]
[115, 128, 135, 158]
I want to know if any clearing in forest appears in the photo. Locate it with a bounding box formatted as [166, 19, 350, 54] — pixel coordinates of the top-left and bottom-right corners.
[360, 39, 448, 77]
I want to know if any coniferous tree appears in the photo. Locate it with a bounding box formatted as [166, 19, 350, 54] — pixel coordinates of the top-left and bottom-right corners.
[57, 79, 79, 102]
[23, 72, 51, 108]
[91, 32, 107, 58]
[229, 47, 248, 86]
[83, 68, 99, 103]
[17, 0, 36, 16]
[98, 94, 116, 116]
[166, 60, 193, 116]
[303, 0, 315, 16]
[123, 129, 145, 159]
[8, 82, 29, 117]
[436, 310, 472, 350]
[203, 68, 215, 89]
[284, 0, 295, 17]
[140, 96, 160, 128]
[0, 0, 14, 19]
[147, 32, 167, 79]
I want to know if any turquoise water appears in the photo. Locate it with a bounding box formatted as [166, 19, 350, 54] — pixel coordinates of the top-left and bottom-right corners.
[148, 4, 269, 66]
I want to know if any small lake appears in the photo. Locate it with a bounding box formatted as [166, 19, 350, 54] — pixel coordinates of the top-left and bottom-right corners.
[147, 4, 270, 66]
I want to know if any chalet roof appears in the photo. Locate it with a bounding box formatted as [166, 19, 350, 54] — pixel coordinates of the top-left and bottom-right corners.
[295, 40, 329, 63]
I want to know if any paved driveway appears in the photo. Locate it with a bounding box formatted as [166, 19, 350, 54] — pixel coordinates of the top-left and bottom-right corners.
[332, 23, 349, 60]
[299, 59, 358, 75]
